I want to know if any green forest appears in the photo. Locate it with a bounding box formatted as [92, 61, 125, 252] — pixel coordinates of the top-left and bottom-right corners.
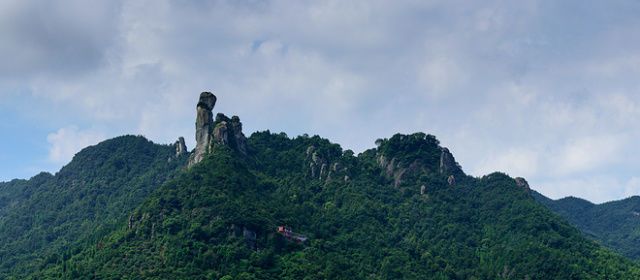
[0, 130, 637, 279]
[535, 192, 640, 260]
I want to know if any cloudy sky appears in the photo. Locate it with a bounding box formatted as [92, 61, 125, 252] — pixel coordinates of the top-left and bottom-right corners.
[1, 0, 640, 203]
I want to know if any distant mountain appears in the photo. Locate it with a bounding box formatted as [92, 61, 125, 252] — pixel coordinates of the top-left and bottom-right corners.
[534, 191, 640, 259]
[0, 135, 187, 279]
[20, 93, 640, 279]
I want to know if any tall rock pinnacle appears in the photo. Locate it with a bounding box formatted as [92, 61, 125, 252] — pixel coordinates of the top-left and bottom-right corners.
[189, 92, 217, 166]
[175, 137, 187, 157]
[187, 92, 248, 167]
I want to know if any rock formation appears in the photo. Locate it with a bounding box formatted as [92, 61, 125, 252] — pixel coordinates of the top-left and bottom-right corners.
[439, 148, 459, 176]
[188, 92, 248, 167]
[448, 175, 456, 186]
[307, 146, 327, 180]
[189, 92, 217, 166]
[213, 113, 248, 155]
[515, 177, 531, 192]
[306, 145, 347, 182]
[420, 185, 427, 195]
[174, 137, 187, 157]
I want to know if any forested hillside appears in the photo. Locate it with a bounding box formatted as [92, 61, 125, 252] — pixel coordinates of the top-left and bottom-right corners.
[535, 192, 640, 260]
[30, 132, 640, 279]
[0, 136, 186, 279]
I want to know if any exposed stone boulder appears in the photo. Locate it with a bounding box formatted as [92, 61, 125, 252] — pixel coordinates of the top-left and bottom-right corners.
[213, 120, 229, 145]
[448, 175, 456, 186]
[174, 137, 187, 157]
[231, 116, 248, 155]
[420, 185, 427, 195]
[212, 113, 248, 155]
[189, 92, 217, 166]
[515, 177, 531, 192]
[377, 154, 421, 187]
[307, 146, 326, 180]
[128, 214, 135, 229]
[439, 147, 460, 176]
[305, 145, 347, 182]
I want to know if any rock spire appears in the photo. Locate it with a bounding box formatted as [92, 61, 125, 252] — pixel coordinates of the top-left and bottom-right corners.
[188, 92, 217, 166]
[175, 137, 187, 157]
[188, 92, 248, 167]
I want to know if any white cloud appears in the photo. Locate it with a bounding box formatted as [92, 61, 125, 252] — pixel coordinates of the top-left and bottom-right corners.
[418, 56, 465, 97]
[536, 176, 622, 203]
[2, 0, 640, 203]
[47, 126, 106, 164]
[554, 135, 626, 176]
[474, 148, 539, 178]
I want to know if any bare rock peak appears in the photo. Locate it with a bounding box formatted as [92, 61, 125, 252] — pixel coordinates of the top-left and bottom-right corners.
[175, 137, 187, 157]
[515, 177, 531, 193]
[188, 93, 248, 167]
[189, 92, 218, 167]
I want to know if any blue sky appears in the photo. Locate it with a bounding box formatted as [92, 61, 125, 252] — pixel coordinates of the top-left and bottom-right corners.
[1, 0, 640, 203]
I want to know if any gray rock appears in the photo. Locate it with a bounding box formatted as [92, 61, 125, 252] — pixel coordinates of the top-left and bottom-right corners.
[420, 185, 427, 195]
[175, 137, 187, 157]
[320, 163, 328, 179]
[189, 92, 217, 166]
[515, 177, 530, 192]
[128, 215, 135, 229]
[231, 116, 248, 155]
[448, 175, 456, 186]
[188, 93, 249, 167]
[439, 148, 458, 175]
[211, 114, 248, 155]
[213, 121, 229, 145]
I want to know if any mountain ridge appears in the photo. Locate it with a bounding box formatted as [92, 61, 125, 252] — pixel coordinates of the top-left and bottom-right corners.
[534, 190, 640, 260]
[1, 92, 640, 279]
[21, 92, 640, 279]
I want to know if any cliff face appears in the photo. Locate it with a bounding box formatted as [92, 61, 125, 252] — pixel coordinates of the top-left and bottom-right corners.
[188, 92, 247, 167]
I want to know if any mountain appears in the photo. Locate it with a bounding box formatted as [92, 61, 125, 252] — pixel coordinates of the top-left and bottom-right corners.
[0, 135, 188, 279]
[534, 191, 640, 260]
[17, 93, 640, 279]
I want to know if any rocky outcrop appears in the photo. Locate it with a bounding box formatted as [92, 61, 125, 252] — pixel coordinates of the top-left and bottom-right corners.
[439, 148, 460, 176]
[420, 185, 427, 195]
[231, 116, 248, 155]
[306, 146, 348, 182]
[188, 92, 248, 167]
[213, 113, 248, 155]
[376, 144, 463, 188]
[189, 92, 217, 166]
[448, 175, 456, 186]
[515, 177, 530, 192]
[377, 154, 428, 188]
[307, 146, 328, 180]
[174, 137, 187, 157]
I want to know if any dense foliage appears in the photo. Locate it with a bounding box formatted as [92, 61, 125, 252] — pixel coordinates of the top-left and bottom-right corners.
[26, 132, 640, 279]
[0, 136, 186, 279]
[535, 192, 640, 260]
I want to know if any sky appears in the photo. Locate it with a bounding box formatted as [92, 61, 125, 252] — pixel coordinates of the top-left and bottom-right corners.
[1, 0, 640, 203]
